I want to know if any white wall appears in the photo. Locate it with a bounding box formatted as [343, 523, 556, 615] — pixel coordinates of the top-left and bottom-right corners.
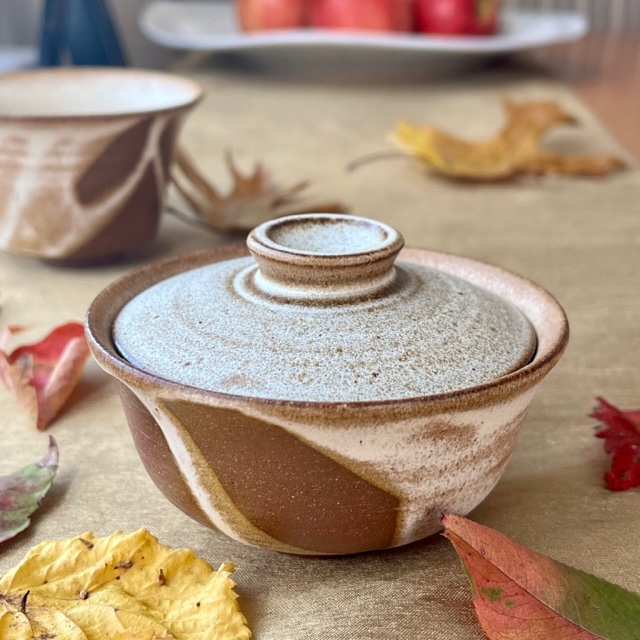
[0, 0, 40, 45]
[109, 0, 179, 68]
[503, 0, 640, 30]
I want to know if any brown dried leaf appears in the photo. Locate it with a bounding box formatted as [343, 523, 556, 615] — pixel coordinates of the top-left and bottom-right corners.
[391, 99, 626, 181]
[172, 148, 347, 232]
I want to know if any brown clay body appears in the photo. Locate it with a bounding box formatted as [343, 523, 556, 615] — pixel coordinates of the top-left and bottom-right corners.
[86, 215, 568, 555]
[0, 68, 202, 265]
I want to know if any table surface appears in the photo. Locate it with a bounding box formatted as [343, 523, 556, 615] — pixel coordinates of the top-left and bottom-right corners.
[0, 44, 639, 640]
[174, 31, 640, 159]
[520, 32, 640, 159]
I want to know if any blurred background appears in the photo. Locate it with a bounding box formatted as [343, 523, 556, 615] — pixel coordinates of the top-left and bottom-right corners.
[1, 0, 639, 70]
[1, 0, 638, 158]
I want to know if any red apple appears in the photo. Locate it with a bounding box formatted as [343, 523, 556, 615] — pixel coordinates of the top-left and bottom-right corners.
[310, 0, 412, 32]
[396, 0, 413, 31]
[236, 0, 307, 32]
[414, 0, 500, 36]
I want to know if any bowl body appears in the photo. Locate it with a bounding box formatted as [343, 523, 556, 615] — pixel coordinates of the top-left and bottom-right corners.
[86, 246, 568, 555]
[0, 68, 202, 265]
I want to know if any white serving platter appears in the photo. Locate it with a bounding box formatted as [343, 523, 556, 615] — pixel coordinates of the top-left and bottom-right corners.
[141, 1, 588, 56]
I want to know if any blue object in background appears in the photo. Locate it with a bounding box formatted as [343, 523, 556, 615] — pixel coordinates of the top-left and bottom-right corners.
[39, 0, 127, 66]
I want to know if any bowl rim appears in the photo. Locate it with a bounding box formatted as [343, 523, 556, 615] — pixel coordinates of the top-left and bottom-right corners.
[0, 67, 204, 123]
[86, 244, 569, 410]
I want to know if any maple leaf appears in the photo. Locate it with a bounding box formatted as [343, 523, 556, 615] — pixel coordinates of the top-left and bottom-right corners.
[442, 513, 640, 640]
[171, 148, 347, 232]
[592, 397, 640, 491]
[0, 437, 58, 544]
[0, 323, 90, 430]
[391, 99, 626, 181]
[0, 529, 251, 640]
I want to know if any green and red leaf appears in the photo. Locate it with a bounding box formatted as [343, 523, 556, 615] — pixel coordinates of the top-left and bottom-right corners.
[442, 513, 640, 639]
[0, 323, 90, 430]
[0, 436, 58, 544]
[592, 397, 640, 491]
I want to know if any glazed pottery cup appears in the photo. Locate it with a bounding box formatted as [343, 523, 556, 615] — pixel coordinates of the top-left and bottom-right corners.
[0, 68, 202, 265]
[86, 215, 569, 555]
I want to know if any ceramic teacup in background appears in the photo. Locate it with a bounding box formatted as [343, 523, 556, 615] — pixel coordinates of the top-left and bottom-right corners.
[0, 67, 202, 265]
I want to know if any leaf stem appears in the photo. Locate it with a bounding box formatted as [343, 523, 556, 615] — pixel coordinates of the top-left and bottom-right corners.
[345, 150, 407, 173]
[165, 205, 217, 234]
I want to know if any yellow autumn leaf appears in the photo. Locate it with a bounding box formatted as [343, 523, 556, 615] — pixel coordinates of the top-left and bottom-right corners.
[105, 632, 173, 640]
[391, 99, 626, 181]
[0, 530, 251, 640]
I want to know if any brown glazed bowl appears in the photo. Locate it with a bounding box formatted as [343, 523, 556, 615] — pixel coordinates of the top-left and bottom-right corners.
[0, 68, 202, 266]
[86, 215, 568, 556]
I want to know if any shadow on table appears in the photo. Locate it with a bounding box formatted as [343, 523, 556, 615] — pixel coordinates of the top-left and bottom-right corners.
[189, 47, 504, 86]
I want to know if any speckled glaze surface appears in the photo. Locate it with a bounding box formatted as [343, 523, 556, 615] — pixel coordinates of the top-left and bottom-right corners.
[114, 215, 536, 401]
[0, 68, 202, 264]
[86, 222, 569, 555]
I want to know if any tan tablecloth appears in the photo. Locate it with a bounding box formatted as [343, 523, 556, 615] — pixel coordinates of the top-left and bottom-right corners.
[1, 66, 639, 639]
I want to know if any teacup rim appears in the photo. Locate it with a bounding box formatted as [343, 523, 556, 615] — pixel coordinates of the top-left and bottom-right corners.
[0, 67, 204, 122]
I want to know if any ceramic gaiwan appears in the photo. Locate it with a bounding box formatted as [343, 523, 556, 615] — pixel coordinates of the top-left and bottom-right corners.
[86, 214, 568, 555]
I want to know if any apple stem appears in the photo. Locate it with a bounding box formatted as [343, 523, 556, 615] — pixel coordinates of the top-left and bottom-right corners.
[345, 150, 408, 173]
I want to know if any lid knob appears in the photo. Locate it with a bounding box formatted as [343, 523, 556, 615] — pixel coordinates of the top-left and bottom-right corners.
[246, 214, 405, 301]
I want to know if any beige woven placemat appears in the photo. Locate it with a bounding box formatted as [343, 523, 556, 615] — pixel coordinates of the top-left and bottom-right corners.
[1, 67, 639, 639]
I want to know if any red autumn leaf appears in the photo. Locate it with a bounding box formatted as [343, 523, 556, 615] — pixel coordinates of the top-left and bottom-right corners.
[591, 397, 640, 491]
[0, 323, 90, 430]
[441, 513, 640, 640]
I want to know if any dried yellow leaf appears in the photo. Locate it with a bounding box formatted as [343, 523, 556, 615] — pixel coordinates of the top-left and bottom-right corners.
[391, 99, 626, 181]
[106, 632, 173, 640]
[0, 530, 251, 640]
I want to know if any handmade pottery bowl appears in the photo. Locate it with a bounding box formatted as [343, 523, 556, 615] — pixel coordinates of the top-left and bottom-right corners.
[86, 214, 568, 555]
[0, 68, 202, 265]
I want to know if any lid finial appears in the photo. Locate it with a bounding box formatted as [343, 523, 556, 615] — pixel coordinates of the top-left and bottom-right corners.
[246, 214, 405, 301]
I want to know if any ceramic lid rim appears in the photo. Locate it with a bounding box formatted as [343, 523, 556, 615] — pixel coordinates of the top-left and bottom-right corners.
[86, 245, 569, 408]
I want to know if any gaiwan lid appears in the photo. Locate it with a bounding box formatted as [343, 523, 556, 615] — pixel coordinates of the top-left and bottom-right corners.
[114, 214, 536, 403]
